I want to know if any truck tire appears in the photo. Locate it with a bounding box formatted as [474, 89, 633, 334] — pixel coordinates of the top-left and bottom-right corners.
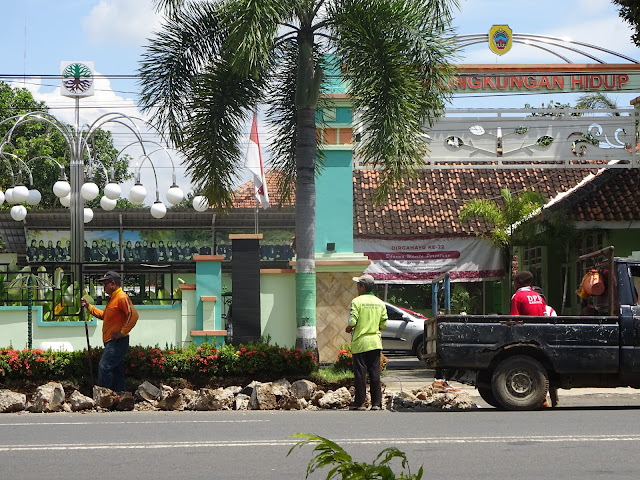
[413, 337, 426, 362]
[477, 387, 501, 408]
[476, 371, 501, 408]
[491, 356, 549, 410]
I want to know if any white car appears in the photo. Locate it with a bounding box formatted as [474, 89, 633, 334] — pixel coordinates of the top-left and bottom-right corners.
[381, 303, 428, 361]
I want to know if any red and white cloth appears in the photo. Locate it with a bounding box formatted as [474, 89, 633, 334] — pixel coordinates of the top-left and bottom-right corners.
[244, 114, 269, 209]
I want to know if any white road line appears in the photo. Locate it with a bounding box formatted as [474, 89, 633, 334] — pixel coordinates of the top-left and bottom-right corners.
[2, 435, 640, 452]
[0, 419, 270, 427]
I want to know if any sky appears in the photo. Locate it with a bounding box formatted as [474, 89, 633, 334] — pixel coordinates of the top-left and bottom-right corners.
[1, 0, 639, 205]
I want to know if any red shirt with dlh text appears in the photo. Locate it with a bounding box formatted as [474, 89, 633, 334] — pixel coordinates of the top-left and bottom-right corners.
[510, 287, 546, 316]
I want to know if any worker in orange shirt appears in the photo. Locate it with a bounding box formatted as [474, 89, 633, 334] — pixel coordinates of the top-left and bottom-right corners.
[81, 271, 138, 392]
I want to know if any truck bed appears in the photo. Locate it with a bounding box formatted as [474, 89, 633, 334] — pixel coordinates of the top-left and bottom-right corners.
[426, 314, 621, 374]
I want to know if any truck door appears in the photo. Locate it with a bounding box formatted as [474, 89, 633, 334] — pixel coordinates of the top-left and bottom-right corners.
[619, 264, 640, 372]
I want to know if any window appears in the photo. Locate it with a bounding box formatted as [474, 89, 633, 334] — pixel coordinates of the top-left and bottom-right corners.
[521, 246, 543, 286]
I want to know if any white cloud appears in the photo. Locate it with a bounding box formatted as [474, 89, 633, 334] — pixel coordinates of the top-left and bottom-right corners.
[82, 0, 161, 46]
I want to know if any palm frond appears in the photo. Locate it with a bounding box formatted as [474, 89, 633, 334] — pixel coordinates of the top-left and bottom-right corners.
[329, 0, 459, 203]
[138, 2, 223, 146]
[180, 56, 265, 208]
[152, 0, 184, 15]
[575, 92, 619, 112]
[459, 198, 504, 226]
[222, 0, 295, 77]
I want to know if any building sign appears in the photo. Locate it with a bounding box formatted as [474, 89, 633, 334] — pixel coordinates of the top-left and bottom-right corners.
[354, 236, 503, 284]
[489, 25, 512, 56]
[453, 73, 630, 93]
[60, 61, 94, 98]
[451, 64, 640, 94]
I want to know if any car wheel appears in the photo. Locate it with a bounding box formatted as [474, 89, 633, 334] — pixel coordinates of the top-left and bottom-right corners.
[413, 337, 426, 362]
[491, 355, 548, 410]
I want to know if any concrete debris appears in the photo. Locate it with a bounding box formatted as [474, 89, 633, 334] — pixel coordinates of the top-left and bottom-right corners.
[29, 382, 65, 413]
[135, 381, 161, 403]
[234, 393, 250, 411]
[318, 387, 352, 409]
[249, 382, 277, 410]
[0, 389, 27, 413]
[93, 386, 119, 410]
[69, 390, 95, 411]
[113, 391, 135, 411]
[187, 388, 235, 411]
[387, 380, 477, 411]
[0, 379, 476, 413]
[157, 388, 196, 411]
[291, 379, 317, 400]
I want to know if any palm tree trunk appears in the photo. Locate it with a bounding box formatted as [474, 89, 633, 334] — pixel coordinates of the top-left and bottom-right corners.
[294, 30, 318, 352]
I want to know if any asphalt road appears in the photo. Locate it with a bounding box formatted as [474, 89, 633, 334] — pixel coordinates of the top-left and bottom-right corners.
[3, 354, 640, 479]
[3, 407, 640, 479]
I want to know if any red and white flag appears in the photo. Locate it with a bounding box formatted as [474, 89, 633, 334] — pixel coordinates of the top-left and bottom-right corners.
[244, 114, 269, 209]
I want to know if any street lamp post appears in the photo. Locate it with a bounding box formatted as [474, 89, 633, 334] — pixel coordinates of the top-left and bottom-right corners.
[0, 62, 211, 285]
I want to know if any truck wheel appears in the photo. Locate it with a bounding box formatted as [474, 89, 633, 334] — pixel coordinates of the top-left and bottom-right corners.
[476, 371, 501, 408]
[413, 338, 426, 362]
[477, 387, 501, 408]
[491, 356, 549, 410]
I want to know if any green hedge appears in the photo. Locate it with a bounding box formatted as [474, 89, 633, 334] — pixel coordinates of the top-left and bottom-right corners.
[0, 341, 318, 385]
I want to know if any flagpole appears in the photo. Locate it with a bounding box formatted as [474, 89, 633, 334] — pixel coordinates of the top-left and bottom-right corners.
[255, 200, 259, 234]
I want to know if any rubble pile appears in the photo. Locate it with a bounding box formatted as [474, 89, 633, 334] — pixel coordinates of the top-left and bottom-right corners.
[0, 379, 476, 413]
[385, 380, 477, 411]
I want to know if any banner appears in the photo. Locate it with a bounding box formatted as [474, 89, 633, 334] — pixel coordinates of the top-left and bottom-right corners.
[354, 236, 504, 284]
[25, 230, 212, 263]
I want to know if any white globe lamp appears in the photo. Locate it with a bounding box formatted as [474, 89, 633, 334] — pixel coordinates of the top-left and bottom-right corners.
[10, 205, 27, 221]
[150, 201, 167, 219]
[193, 195, 209, 212]
[81, 181, 99, 201]
[5, 187, 15, 204]
[12, 185, 29, 203]
[83, 207, 94, 224]
[0, 189, 5, 206]
[100, 195, 117, 211]
[104, 182, 121, 200]
[60, 194, 71, 208]
[26, 188, 41, 206]
[129, 183, 147, 205]
[166, 184, 184, 205]
[53, 180, 71, 198]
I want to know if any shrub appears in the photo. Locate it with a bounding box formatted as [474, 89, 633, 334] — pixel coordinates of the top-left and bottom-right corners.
[0, 340, 318, 386]
[333, 345, 387, 373]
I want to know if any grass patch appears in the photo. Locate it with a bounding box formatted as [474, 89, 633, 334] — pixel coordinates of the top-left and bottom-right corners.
[312, 366, 353, 384]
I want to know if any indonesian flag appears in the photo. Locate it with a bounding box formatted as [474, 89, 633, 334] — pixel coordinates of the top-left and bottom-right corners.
[244, 114, 269, 209]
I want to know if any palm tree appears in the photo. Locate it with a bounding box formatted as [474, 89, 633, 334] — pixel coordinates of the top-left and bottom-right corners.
[575, 92, 619, 114]
[139, 0, 459, 351]
[459, 188, 545, 307]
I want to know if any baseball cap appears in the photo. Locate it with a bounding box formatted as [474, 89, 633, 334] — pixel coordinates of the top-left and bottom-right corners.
[352, 274, 375, 288]
[532, 286, 545, 297]
[98, 271, 121, 283]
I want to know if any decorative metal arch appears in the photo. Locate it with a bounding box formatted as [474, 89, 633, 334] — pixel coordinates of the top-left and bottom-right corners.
[353, 34, 640, 170]
[455, 33, 639, 64]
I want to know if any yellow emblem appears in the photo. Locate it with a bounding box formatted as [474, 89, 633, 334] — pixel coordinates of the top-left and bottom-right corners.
[489, 25, 512, 56]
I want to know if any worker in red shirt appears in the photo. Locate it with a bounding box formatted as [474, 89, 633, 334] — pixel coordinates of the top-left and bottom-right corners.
[510, 271, 546, 316]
